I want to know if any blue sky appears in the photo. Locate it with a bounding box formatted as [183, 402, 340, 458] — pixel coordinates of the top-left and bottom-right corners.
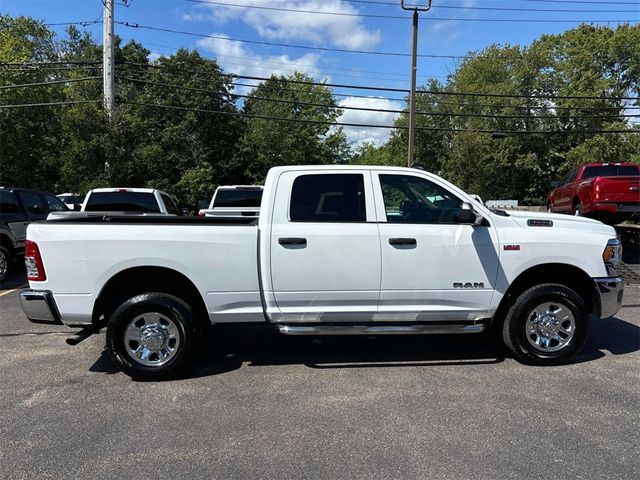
[1, 0, 638, 145]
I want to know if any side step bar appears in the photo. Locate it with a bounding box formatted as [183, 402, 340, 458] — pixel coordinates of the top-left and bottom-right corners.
[276, 323, 486, 336]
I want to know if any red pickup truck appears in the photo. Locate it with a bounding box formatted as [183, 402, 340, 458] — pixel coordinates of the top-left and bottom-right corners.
[547, 163, 640, 222]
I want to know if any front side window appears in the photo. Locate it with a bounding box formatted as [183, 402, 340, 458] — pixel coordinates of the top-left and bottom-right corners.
[160, 194, 179, 215]
[44, 193, 69, 212]
[379, 174, 462, 224]
[290, 174, 366, 222]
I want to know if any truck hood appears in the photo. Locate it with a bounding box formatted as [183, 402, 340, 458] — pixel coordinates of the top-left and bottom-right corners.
[503, 210, 616, 237]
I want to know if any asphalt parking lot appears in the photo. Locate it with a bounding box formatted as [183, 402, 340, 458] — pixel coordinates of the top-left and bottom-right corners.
[1, 267, 639, 479]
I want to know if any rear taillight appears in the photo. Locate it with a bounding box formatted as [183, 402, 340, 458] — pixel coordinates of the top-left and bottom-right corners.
[25, 240, 46, 281]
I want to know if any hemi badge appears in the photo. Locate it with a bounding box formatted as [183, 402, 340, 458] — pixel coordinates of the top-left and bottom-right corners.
[527, 219, 553, 227]
[504, 244, 521, 251]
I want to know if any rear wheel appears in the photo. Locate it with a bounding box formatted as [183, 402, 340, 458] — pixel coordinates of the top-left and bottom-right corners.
[106, 293, 200, 379]
[0, 246, 11, 283]
[502, 284, 589, 365]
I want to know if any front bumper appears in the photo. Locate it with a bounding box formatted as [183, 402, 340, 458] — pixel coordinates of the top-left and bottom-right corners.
[593, 277, 624, 319]
[19, 289, 63, 325]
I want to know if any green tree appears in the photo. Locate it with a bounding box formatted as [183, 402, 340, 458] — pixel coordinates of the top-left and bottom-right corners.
[236, 73, 349, 182]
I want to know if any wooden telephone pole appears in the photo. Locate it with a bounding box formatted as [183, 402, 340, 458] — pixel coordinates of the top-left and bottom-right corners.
[103, 0, 115, 119]
[400, 1, 432, 167]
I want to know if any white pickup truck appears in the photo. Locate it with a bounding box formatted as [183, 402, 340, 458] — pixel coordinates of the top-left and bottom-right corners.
[20, 165, 624, 379]
[199, 185, 263, 218]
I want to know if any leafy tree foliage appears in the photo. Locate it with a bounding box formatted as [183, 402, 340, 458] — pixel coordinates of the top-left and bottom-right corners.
[1, 16, 638, 207]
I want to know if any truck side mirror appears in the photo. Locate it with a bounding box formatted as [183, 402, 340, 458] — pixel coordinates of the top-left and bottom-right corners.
[550, 180, 560, 189]
[459, 201, 484, 225]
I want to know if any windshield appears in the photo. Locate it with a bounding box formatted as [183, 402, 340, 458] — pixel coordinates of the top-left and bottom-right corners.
[582, 165, 640, 179]
[59, 195, 84, 205]
[213, 189, 262, 208]
[84, 192, 160, 212]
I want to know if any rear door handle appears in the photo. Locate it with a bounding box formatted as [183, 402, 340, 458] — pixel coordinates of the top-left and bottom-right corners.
[389, 238, 417, 246]
[279, 237, 307, 246]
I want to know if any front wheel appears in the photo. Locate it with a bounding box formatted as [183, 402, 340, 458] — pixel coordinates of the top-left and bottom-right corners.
[106, 293, 200, 379]
[502, 284, 589, 365]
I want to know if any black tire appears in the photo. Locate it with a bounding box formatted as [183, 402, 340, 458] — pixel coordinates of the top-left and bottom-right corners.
[573, 202, 583, 216]
[106, 292, 200, 380]
[502, 283, 589, 365]
[0, 246, 11, 283]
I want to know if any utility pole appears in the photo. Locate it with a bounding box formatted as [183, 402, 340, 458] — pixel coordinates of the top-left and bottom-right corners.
[400, 1, 432, 167]
[103, 0, 115, 120]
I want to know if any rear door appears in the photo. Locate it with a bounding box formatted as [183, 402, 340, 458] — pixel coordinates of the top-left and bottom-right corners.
[373, 171, 500, 322]
[0, 191, 28, 250]
[268, 170, 380, 322]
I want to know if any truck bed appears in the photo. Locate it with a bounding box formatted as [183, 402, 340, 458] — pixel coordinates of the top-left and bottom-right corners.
[26, 217, 262, 326]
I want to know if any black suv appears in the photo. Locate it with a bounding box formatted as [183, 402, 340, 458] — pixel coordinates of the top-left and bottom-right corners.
[0, 187, 69, 282]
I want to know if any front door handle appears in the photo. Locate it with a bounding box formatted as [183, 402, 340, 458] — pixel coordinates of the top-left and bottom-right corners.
[279, 237, 307, 246]
[389, 238, 417, 246]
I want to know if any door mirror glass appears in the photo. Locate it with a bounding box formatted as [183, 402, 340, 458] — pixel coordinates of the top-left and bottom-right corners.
[459, 202, 484, 225]
[550, 180, 560, 188]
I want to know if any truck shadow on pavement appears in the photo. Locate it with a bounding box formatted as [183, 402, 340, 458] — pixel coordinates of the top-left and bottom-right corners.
[88, 314, 640, 380]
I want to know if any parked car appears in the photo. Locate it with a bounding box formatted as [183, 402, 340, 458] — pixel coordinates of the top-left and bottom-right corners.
[547, 162, 640, 222]
[0, 187, 69, 281]
[57, 193, 85, 211]
[199, 185, 263, 218]
[81, 188, 180, 215]
[20, 165, 622, 379]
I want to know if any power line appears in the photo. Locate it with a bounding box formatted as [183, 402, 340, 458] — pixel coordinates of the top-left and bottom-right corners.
[44, 20, 102, 27]
[118, 75, 640, 120]
[120, 61, 640, 101]
[182, 0, 639, 21]
[339, 0, 640, 13]
[119, 99, 640, 135]
[0, 100, 102, 108]
[0, 77, 101, 90]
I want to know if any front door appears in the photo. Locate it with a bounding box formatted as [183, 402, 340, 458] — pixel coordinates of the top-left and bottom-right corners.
[269, 171, 380, 322]
[373, 172, 499, 322]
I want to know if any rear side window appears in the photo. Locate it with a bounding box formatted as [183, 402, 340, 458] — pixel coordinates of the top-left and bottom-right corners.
[582, 165, 640, 179]
[0, 191, 21, 214]
[16, 191, 46, 215]
[290, 174, 366, 223]
[214, 189, 263, 208]
[84, 192, 161, 212]
[160, 193, 179, 215]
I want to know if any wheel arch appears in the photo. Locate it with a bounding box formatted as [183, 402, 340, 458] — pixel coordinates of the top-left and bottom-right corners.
[493, 262, 597, 325]
[92, 266, 209, 328]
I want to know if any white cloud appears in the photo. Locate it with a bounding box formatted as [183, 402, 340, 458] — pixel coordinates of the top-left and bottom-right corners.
[147, 51, 162, 62]
[186, 0, 381, 50]
[196, 34, 323, 90]
[336, 96, 403, 147]
[429, 0, 478, 42]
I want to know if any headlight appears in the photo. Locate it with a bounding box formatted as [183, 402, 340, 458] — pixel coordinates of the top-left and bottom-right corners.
[602, 238, 622, 268]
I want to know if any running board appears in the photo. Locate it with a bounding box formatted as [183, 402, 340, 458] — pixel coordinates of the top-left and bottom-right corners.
[276, 323, 485, 336]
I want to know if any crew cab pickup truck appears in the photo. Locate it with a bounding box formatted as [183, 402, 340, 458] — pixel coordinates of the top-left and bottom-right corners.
[547, 162, 640, 221]
[20, 166, 624, 379]
[199, 185, 263, 218]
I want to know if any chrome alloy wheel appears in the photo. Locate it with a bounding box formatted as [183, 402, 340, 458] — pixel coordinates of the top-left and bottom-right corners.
[124, 312, 181, 367]
[525, 301, 576, 353]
